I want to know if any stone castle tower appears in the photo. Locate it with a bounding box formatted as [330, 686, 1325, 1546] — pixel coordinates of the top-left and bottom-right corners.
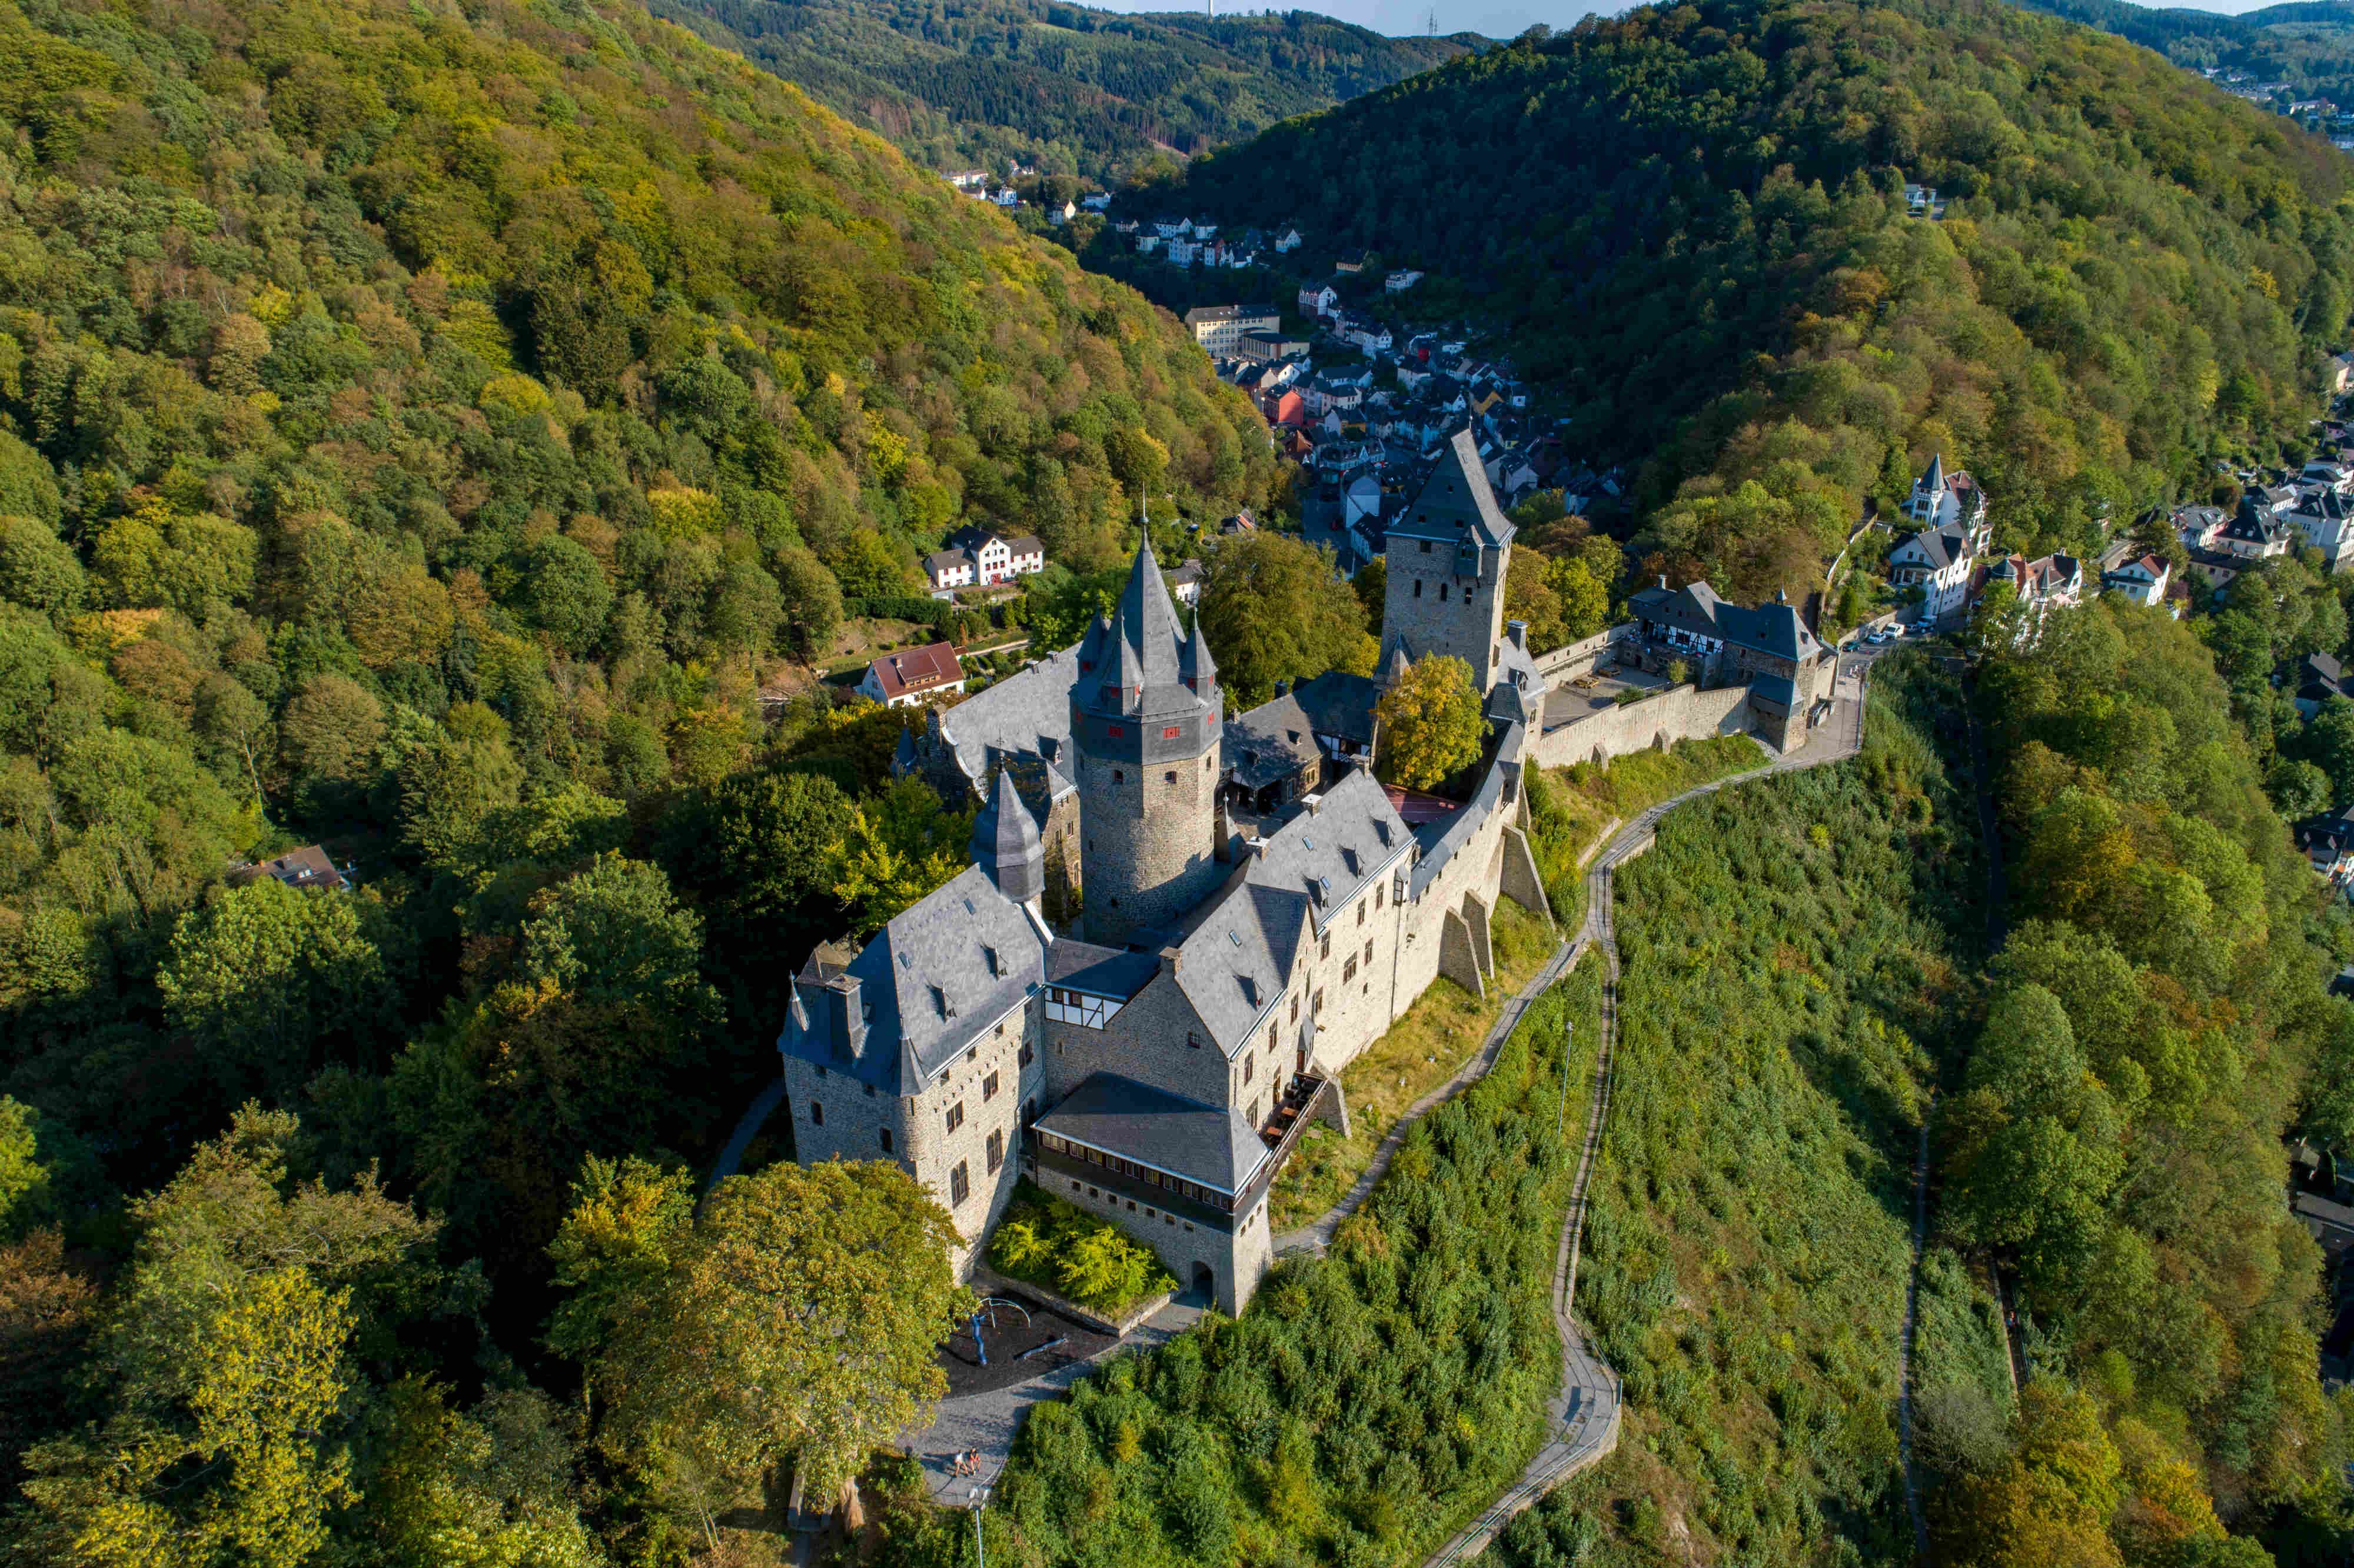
[1073, 538, 1224, 946]
[1382, 428, 1516, 683]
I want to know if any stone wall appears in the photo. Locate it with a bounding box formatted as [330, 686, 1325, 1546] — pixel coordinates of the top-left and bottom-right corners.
[1079, 743, 1227, 946]
[1533, 623, 1638, 684]
[1044, 966, 1235, 1109]
[1032, 1157, 1274, 1316]
[781, 994, 1044, 1278]
[1527, 681, 1753, 771]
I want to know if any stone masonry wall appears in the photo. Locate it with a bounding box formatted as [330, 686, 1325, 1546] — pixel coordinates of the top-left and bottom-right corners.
[1080, 745, 1226, 946]
[1527, 681, 1753, 771]
[1037, 1160, 1275, 1316]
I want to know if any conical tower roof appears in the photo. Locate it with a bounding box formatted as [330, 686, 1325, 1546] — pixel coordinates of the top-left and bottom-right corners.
[970, 767, 1042, 903]
[1921, 451, 1946, 494]
[1081, 534, 1196, 718]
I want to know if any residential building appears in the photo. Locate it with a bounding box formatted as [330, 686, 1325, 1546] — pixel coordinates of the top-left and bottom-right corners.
[859, 642, 966, 708]
[1183, 303, 1281, 355]
[1384, 269, 1423, 292]
[1166, 558, 1205, 609]
[1886, 455, 1993, 621]
[2290, 486, 2354, 571]
[1274, 225, 1304, 252]
[2296, 805, 2354, 884]
[2216, 495, 2295, 561]
[229, 845, 350, 893]
[2293, 652, 2354, 718]
[2100, 552, 2173, 611]
[1296, 284, 1338, 317]
[924, 527, 1045, 592]
[1333, 250, 1367, 274]
[1237, 331, 1311, 363]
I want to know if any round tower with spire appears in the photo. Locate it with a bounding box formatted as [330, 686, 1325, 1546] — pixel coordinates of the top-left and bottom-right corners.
[1072, 535, 1224, 947]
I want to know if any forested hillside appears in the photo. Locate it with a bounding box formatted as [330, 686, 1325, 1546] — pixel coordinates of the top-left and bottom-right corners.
[654, 0, 1475, 179]
[1165, 0, 2354, 601]
[0, 0, 1284, 1553]
[2024, 0, 2354, 112]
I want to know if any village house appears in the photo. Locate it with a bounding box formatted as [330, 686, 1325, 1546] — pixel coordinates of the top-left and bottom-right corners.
[2293, 652, 2354, 718]
[1166, 558, 1205, 609]
[2296, 805, 2354, 884]
[1296, 283, 1338, 317]
[2289, 486, 2354, 572]
[1237, 330, 1311, 363]
[229, 845, 351, 893]
[1333, 249, 1367, 274]
[1384, 269, 1423, 292]
[859, 642, 966, 708]
[1274, 225, 1304, 252]
[2216, 495, 2296, 561]
[924, 526, 1046, 593]
[2100, 552, 2174, 611]
[1886, 454, 1993, 621]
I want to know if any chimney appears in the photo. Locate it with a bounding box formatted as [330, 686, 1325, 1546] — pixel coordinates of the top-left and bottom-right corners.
[1159, 944, 1183, 978]
[1302, 792, 1323, 816]
[1506, 620, 1528, 651]
[1273, 678, 1289, 697]
[826, 974, 866, 1062]
[1657, 573, 1668, 590]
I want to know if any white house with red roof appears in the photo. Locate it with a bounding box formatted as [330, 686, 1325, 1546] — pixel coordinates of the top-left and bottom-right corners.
[1886, 454, 1993, 620]
[858, 641, 966, 707]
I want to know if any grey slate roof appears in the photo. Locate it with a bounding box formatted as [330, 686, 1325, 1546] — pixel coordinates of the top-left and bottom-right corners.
[1076, 540, 1208, 721]
[1289, 669, 1382, 750]
[1046, 941, 1159, 999]
[1239, 767, 1411, 936]
[1385, 428, 1515, 548]
[1225, 693, 1322, 791]
[932, 642, 1082, 797]
[1034, 1072, 1269, 1196]
[1176, 883, 1311, 1057]
[1628, 581, 1821, 664]
[1888, 525, 1969, 572]
[776, 865, 1048, 1094]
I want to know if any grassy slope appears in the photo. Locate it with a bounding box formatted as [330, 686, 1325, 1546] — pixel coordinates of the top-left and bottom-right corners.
[1493, 657, 1997, 1565]
[1271, 900, 1555, 1233]
[988, 955, 1604, 1566]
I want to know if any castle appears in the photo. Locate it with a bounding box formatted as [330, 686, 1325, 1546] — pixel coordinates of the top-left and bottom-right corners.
[776, 432, 1832, 1313]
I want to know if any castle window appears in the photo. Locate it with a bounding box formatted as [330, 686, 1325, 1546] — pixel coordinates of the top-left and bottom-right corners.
[1343, 957, 1357, 983]
[983, 1070, 1000, 1101]
[810, 1101, 823, 1126]
[1439, 583, 1449, 602]
[1108, 725, 1125, 738]
[879, 1127, 893, 1153]
[1413, 579, 1422, 598]
[1290, 994, 1299, 1022]
[1019, 1039, 1034, 1067]
[1163, 726, 1181, 740]
[865, 1083, 876, 1097]
[1420, 540, 1433, 554]
[950, 1162, 970, 1206]
[1365, 939, 1374, 966]
[1376, 883, 1385, 910]
[1320, 935, 1330, 961]
[1358, 900, 1366, 927]
[1243, 1054, 1253, 1083]
[946, 1101, 965, 1133]
[1165, 771, 1176, 784]
[986, 1130, 1004, 1174]
[814, 1065, 826, 1080]
[1113, 770, 1124, 783]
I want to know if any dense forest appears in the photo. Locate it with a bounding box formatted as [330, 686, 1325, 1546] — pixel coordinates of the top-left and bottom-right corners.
[651, 0, 1475, 181]
[1159, 0, 2354, 601]
[0, 0, 1296, 1556]
[2024, 1, 2354, 114]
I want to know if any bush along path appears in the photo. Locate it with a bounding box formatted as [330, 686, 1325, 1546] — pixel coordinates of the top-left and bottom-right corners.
[1422, 650, 1877, 1567]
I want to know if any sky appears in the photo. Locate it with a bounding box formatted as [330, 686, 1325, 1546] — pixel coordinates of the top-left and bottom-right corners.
[1083, 1, 2296, 41]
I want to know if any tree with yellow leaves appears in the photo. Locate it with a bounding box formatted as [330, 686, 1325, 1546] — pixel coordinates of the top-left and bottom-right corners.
[1375, 654, 1486, 791]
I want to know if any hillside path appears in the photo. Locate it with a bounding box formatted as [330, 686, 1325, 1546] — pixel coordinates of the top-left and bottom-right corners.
[1422, 651, 1876, 1566]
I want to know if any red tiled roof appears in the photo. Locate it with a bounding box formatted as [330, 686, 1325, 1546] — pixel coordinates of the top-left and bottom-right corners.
[1382, 784, 1462, 827]
[867, 641, 963, 700]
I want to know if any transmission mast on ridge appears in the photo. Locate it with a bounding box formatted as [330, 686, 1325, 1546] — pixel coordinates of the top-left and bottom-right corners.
[1425, 6, 1438, 37]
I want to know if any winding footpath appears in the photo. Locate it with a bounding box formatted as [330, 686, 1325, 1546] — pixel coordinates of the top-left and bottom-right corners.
[1422, 651, 1878, 1567]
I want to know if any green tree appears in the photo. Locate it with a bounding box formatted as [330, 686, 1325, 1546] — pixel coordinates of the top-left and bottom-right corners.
[0, 515, 86, 621]
[773, 544, 846, 660]
[281, 673, 386, 787]
[1375, 654, 1485, 790]
[516, 535, 614, 653]
[556, 1160, 966, 1544]
[156, 878, 401, 1090]
[1196, 532, 1376, 707]
[832, 776, 973, 938]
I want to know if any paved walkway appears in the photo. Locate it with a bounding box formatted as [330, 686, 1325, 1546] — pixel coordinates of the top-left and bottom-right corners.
[909, 1294, 1206, 1506]
[1423, 652, 1877, 1566]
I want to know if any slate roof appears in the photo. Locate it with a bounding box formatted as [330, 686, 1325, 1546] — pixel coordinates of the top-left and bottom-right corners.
[1889, 525, 1972, 572]
[1385, 428, 1514, 548]
[229, 844, 347, 893]
[1075, 540, 1208, 721]
[1288, 669, 1381, 750]
[1175, 882, 1312, 1056]
[1627, 582, 1822, 663]
[1225, 694, 1322, 791]
[1033, 1072, 1269, 1196]
[776, 865, 1048, 1094]
[932, 642, 1083, 796]
[1046, 941, 1159, 999]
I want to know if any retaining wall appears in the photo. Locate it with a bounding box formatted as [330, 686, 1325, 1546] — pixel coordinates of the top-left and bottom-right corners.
[1528, 682, 1753, 771]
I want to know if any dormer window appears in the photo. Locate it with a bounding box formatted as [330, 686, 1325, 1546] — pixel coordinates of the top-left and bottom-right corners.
[984, 946, 1000, 977]
[932, 986, 953, 1020]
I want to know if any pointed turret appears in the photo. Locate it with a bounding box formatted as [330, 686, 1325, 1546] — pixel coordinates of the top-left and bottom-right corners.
[971, 767, 1043, 905]
[1379, 641, 1413, 688]
[1179, 611, 1217, 694]
[1920, 451, 1946, 495]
